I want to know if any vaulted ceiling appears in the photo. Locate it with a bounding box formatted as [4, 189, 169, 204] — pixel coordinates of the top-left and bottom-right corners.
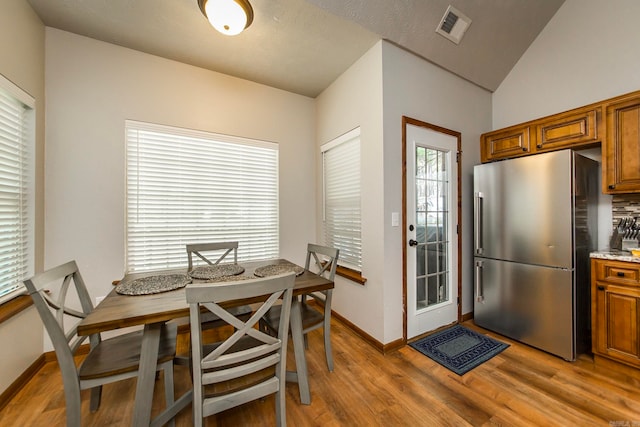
[26, 0, 565, 98]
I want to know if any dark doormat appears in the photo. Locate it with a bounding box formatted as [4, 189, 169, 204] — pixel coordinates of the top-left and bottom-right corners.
[409, 324, 509, 375]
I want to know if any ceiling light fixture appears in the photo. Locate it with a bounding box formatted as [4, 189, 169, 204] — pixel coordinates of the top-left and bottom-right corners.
[197, 0, 254, 36]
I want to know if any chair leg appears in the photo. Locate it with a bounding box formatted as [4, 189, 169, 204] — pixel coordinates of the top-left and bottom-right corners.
[324, 320, 334, 372]
[89, 385, 102, 412]
[275, 388, 286, 427]
[163, 362, 175, 427]
[64, 382, 83, 427]
[276, 361, 287, 427]
[193, 390, 203, 427]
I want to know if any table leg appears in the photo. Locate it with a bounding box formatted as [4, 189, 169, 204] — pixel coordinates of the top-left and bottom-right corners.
[132, 323, 162, 426]
[289, 297, 311, 404]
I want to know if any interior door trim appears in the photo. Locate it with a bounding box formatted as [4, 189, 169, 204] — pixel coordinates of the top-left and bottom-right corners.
[402, 116, 462, 342]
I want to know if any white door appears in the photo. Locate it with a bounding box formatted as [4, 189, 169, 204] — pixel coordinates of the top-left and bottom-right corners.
[406, 123, 458, 338]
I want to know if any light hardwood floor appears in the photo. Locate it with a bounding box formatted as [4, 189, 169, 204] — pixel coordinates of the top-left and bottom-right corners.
[1, 317, 640, 426]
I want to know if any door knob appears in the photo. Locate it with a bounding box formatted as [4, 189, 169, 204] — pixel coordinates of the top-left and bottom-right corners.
[409, 239, 418, 247]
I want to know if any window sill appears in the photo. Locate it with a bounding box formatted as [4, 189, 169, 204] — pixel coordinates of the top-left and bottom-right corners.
[336, 266, 366, 285]
[0, 295, 33, 324]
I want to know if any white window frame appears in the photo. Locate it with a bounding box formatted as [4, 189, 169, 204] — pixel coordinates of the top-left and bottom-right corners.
[321, 127, 362, 271]
[125, 120, 279, 273]
[0, 74, 35, 304]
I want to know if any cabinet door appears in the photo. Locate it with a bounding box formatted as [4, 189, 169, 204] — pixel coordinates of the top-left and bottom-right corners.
[604, 96, 640, 193]
[594, 283, 640, 366]
[535, 107, 600, 152]
[480, 126, 532, 162]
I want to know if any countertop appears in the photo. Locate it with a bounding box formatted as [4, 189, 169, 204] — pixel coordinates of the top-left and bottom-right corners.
[590, 250, 640, 264]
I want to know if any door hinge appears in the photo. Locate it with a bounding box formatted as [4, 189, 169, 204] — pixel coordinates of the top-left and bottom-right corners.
[456, 151, 461, 163]
[457, 296, 460, 305]
[456, 224, 459, 234]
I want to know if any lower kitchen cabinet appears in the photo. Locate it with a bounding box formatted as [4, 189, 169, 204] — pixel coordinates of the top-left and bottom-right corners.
[591, 258, 640, 368]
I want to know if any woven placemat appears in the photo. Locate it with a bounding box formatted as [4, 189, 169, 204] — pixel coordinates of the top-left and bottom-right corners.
[115, 274, 192, 296]
[188, 264, 245, 280]
[253, 263, 304, 278]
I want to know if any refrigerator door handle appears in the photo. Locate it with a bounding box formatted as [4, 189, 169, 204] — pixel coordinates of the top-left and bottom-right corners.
[474, 192, 484, 255]
[475, 260, 484, 303]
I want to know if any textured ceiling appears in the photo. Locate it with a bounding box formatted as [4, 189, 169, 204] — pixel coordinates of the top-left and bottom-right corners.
[26, 0, 565, 98]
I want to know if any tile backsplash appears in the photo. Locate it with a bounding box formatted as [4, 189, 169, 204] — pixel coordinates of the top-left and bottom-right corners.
[612, 194, 640, 225]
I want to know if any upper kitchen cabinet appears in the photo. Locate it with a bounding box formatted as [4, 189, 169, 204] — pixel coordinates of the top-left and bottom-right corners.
[534, 107, 600, 153]
[480, 105, 601, 163]
[482, 89, 640, 195]
[481, 125, 532, 162]
[604, 94, 640, 194]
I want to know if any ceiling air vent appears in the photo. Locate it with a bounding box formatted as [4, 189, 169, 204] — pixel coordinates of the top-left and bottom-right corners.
[436, 5, 472, 45]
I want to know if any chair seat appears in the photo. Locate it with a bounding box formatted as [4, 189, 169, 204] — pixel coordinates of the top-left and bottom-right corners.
[79, 323, 177, 380]
[262, 302, 324, 332]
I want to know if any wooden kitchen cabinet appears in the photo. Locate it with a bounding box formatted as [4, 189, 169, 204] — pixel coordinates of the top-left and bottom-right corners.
[603, 94, 640, 194]
[480, 125, 532, 162]
[480, 105, 601, 163]
[534, 107, 600, 152]
[592, 258, 640, 368]
[481, 88, 640, 193]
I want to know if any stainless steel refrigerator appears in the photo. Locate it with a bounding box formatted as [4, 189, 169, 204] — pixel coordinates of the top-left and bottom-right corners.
[473, 149, 598, 361]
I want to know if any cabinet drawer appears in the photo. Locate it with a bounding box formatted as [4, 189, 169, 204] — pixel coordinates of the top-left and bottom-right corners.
[594, 259, 640, 286]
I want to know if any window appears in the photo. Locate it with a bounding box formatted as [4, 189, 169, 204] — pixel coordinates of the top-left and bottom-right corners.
[0, 75, 35, 304]
[126, 121, 279, 273]
[322, 127, 361, 271]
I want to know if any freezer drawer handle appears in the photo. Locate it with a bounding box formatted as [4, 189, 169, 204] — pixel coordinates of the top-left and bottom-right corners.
[474, 192, 484, 255]
[475, 260, 484, 303]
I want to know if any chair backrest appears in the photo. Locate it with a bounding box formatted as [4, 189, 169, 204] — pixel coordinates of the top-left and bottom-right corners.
[186, 241, 239, 270]
[23, 261, 98, 392]
[186, 272, 295, 420]
[305, 243, 339, 281]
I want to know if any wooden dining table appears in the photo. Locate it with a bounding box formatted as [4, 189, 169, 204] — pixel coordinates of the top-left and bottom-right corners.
[77, 258, 333, 426]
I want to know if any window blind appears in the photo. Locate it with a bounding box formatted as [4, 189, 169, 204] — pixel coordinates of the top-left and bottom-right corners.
[126, 121, 279, 273]
[322, 128, 361, 271]
[0, 78, 34, 304]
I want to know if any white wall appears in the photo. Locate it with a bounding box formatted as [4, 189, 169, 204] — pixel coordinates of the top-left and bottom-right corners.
[493, 0, 640, 250]
[0, 0, 45, 394]
[381, 43, 491, 340]
[494, 0, 640, 128]
[44, 29, 317, 346]
[315, 42, 386, 341]
[316, 41, 491, 344]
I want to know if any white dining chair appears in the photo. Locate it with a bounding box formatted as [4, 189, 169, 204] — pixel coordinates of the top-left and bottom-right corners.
[261, 243, 339, 371]
[186, 272, 295, 427]
[186, 241, 238, 269]
[174, 242, 254, 368]
[24, 260, 177, 427]
[186, 241, 253, 327]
